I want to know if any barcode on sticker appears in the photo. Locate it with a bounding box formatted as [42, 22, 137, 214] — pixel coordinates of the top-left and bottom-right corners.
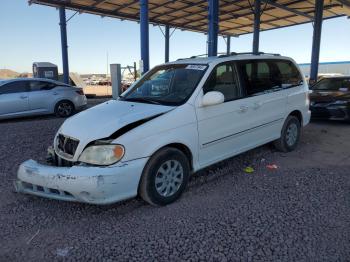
[185, 65, 207, 70]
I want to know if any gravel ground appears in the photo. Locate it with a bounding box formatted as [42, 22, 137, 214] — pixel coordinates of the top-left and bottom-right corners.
[0, 99, 349, 261]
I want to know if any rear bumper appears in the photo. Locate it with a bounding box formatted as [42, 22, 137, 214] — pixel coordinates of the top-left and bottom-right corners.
[73, 95, 87, 111]
[303, 110, 311, 126]
[15, 158, 148, 205]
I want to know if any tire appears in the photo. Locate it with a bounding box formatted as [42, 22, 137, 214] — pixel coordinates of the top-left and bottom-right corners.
[139, 147, 190, 206]
[274, 115, 301, 152]
[55, 100, 75, 118]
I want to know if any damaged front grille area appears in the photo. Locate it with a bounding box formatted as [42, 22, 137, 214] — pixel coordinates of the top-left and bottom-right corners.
[57, 134, 79, 158]
[47, 146, 75, 167]
[17, 181, 75, 200]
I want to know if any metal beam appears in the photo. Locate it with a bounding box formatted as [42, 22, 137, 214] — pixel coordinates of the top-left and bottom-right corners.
[208, 0, 219, 56]
[310, 0, 324, 84]
[261, 0, 313, 19]
[91, 0, 107, 8]
[252, 0, 261, 54]
[226, 36, 231, 55]
[140, 0, 149, 74]
[336, 0, 350, 8]
[219, 3, 342, 34]
[59, 6, 69, 84]
[165, 25, 170, 62]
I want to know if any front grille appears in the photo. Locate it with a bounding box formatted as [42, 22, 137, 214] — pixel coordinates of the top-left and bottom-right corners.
[57, 134, 79, 158]
[20, 181, 74, 199]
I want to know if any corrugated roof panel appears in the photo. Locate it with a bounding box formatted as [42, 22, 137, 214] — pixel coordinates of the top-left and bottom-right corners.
[29, 0, 350, 36]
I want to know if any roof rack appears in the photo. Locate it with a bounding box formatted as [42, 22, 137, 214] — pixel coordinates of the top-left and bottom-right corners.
[218, 52, 281, 58]
[176, 51, 281, 61]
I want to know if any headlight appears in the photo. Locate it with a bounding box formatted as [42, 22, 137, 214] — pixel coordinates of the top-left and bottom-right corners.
[79, 145, 124, 166]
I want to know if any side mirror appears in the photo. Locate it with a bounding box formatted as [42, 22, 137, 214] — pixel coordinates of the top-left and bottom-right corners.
[202, 91, 224, 107]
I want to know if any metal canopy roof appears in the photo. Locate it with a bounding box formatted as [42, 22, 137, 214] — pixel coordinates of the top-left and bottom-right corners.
[29, 0, 350, 36]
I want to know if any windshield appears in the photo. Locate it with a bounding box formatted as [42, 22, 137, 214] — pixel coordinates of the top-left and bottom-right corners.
[121, 64, 207, 106]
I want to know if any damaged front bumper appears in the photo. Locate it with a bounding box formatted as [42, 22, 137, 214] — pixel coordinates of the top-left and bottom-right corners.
[15, 158, 148, 205]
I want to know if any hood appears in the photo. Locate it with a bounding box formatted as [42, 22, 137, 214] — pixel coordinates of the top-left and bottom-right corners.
[310, 90, 350, 104]
[58, 100, 174, 143]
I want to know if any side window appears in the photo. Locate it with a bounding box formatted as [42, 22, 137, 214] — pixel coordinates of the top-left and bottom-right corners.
[238, 60, 275, 96]
[0, 81, 28, 94]
[274, 61, 303, 87]
[29, 81, 56, 91]
[203, 63, 241, 102]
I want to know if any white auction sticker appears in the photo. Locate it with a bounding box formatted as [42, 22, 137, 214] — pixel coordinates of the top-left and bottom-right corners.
[185, 65, 207, 70]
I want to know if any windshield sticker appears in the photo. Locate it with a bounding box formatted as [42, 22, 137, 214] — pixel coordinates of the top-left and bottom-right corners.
[185, 65, 207, 71]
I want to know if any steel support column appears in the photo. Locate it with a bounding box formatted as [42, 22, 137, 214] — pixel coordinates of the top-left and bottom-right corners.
[165, 25, 170, 62]
[310, 0, 324, 84]
[226, 36, 231, 55]
[208, 0, 219, 57]
[252, 0, 261, 54]
[59, 7, 69, 84]
[140, 0, 149, 74]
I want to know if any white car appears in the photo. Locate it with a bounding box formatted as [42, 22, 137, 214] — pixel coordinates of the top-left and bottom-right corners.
[0, 78, 87, 119]
[15, 54, 310, 205]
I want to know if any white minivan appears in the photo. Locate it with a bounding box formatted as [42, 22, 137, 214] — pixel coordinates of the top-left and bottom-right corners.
[15, 53, 310, 206]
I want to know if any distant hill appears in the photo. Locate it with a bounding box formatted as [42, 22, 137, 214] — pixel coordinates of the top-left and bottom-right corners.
[0, 69, 20, 79]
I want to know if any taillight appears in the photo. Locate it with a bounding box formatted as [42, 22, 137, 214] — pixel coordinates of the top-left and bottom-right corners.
[76, 89, 84, 95]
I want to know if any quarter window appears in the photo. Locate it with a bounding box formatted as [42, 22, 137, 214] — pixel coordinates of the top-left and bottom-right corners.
[0, 81, 28, 94]
[203, 63, 241, 102]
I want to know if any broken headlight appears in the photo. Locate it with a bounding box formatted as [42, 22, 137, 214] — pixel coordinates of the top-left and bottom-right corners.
[78, 145, 125, 166]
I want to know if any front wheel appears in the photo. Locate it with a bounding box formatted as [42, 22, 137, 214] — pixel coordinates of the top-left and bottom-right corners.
[139, 147, 190, 206]
[55, 101, 74, 118]
[274, 115, 301, 152]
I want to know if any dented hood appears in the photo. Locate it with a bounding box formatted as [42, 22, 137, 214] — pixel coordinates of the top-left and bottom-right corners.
[58, 100, 174, 142]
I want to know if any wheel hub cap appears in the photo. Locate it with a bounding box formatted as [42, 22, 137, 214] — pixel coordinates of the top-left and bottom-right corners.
[286, 123, 298, 146]
[155, 160, 184, 197]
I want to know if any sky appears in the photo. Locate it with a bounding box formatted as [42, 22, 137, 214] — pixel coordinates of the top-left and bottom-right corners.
[1, 0, 350, 74]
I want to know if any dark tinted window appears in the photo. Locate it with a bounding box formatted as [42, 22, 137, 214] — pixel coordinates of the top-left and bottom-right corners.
[275, 61, 303, 86]
[313, 78, 344, 91]
[341, 78, 350, 90]
[0, 81, 28, 94]
[29, 81, 56, 91]
[238, 59, 303, 96]
[203, 63, 241, 102]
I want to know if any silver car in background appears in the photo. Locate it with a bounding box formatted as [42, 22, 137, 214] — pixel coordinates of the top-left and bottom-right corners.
[0, 78, 87, 120]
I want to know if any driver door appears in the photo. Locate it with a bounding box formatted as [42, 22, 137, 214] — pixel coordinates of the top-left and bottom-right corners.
[195, 62, 250, 167]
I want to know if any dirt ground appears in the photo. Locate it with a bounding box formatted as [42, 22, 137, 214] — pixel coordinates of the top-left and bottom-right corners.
[0, 100, 349, 261]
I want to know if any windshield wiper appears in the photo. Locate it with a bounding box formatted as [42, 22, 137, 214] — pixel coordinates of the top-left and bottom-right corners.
[123, 97, 161, 105]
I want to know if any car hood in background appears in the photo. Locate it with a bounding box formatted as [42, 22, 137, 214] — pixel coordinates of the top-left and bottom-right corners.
[59, 100, 174, 142]
[309, 90, 350, 104]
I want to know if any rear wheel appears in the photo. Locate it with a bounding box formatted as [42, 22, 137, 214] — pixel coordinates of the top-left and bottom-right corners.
[139, 147, 190, 206]
[274, 115, 301, 152]
[55, 101, 74, 117]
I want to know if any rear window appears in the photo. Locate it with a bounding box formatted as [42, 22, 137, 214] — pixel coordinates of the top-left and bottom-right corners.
[238, 59, 303, 96]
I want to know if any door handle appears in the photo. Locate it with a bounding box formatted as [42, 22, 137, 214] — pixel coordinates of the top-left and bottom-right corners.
[20, 95, 28, 99]
[239, 105, 249, 113]
[53, 92, 58, 95]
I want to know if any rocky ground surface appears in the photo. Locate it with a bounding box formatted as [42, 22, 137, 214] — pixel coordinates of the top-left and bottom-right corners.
[0, 99, 349, 261]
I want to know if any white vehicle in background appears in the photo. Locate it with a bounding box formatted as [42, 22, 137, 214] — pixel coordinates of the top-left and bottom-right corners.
[0, 78, 87, 119]
[15, 53, 310, 206]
